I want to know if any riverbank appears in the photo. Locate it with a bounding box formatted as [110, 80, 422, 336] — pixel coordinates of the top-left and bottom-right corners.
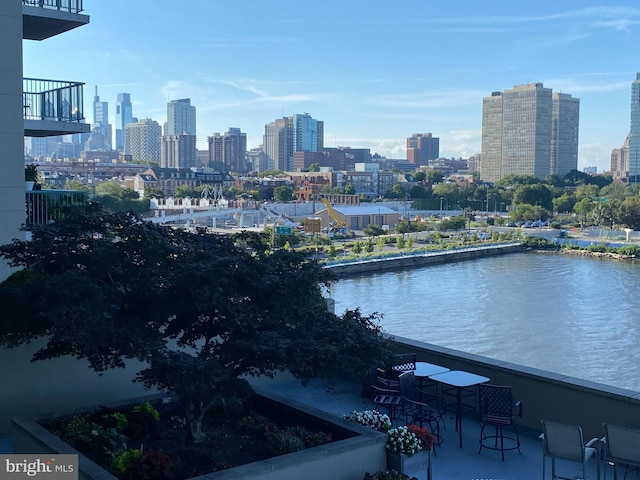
[533, 247, 638, 262]
[325, 242, 522, 277]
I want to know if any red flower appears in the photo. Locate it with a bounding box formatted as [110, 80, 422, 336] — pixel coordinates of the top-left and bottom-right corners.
[406, 424, 434, 451]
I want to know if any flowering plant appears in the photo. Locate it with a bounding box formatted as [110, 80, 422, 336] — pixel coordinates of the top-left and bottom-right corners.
[386, 426, 424, 455]
[344, 410, 392, 433]
[406, 424, 434, 451]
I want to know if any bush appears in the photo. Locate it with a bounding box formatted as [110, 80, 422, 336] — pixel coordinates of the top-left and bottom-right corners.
[130, 450, 174, 480]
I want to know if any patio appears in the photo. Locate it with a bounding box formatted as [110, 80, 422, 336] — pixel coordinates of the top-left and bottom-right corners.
[260, 375, 603, 480]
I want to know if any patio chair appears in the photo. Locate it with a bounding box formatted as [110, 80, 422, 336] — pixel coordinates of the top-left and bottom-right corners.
[602, 423, 640, 480]
[540, 420, 599, 480]
[477, 384, 522, 461]
[369, 366, 402, 424]
[391, 352, 417, 373]
[399, 371, 445, 453]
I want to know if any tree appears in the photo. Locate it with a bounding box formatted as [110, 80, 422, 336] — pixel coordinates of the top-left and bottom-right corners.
[64, 178, 93, 194]
[174, 184, 198, 198]
[273, 185, 293, 202]
[573, 198, 594, 227]
[143, 187, 165, 199]
[308, 163, 320, 172]
[0, 204, 392, 443]
[363, 224, 385, 237]
[344, 183, 356, 195]
[95, 181, 139, 200]
[437, 216, 466, 231]
[409, 185, 427, 199]
[512, 184, 553, 211]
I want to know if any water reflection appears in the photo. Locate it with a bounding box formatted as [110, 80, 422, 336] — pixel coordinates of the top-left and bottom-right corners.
[330, 253, 640, 392]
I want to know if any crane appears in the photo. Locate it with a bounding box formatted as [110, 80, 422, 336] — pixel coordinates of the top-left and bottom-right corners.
[320, 196, 347, 234]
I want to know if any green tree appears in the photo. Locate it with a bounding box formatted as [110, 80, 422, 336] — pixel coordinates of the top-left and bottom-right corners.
[64, 178, 92, 194]
[425, 170, 445, 185]
[95, 181, 139, 200]
[308, 163, 320, 172]
[573, 198, 595, 227]
[352, 241, 363, 254]
[273, 186, 293, 202]
[174, 184, 198, 198]
[143, 187, 165, 199]
[395, 236, 405, 249]
[512, 184, 553, 211]
[363, 224, 385, 237]
[619, 196, 640, 230]
[409, 185, 427, 199]
[552, 193, 576, 214]
[364, 237, 374, 253]
[437, 216, 466, 231]
[344, 184, 356, 195]
[0, 205, 392, 444]
[377, 238, 386, 251]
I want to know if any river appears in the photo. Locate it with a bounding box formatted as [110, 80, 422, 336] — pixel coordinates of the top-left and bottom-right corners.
[329, 252, 640, 392]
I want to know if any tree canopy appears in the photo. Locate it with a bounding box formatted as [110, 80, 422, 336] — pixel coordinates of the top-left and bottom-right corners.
[0, 204, 392, 443]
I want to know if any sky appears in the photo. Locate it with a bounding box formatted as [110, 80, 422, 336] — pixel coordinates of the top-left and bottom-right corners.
[22, 0, 640, 173]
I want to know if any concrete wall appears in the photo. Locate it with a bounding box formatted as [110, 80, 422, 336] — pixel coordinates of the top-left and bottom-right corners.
[12, 389, 387, 480]
[391, 336, 640, 441]
[0, 340, 152, 435]
[0, 0, 27, 282]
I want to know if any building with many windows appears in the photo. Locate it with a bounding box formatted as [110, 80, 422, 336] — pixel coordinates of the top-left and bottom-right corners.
[166, 98, 196, 135]
[264, 113, 323, 171]
[92, 85, 111, 147]
[406, 133, 439, 165]
[207, 128, 247, 173]
[160, 134, 197, 169]
[114, 92, 132, 151]
[124, 118, 162, 163]
[1, 1, 90, 281]
[629, 73, 640, 183]
[480, 83, 579, 183]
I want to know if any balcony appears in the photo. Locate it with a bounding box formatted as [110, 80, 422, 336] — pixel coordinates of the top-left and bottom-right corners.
[23, 0, 89, 41]
[23, 77, 90, 137]
[25, 189, 86, 226]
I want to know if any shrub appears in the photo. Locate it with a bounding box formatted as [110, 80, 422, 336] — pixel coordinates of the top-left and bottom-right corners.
[112, 448, 142, 474]
[265, 428, 305, 455]
[130, 450, 174, 480]
[344, 410, 391, 432]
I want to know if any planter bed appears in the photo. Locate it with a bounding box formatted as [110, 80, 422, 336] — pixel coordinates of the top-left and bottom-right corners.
[12, 387, 387, 480]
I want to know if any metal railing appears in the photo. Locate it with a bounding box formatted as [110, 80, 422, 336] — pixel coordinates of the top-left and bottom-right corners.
[23, 78, 86, 123]
[22, 0, 84, 14]
[26, 190, 87, 226]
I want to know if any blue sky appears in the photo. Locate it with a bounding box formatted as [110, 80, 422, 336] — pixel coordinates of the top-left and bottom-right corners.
[23, 0, 640, 172]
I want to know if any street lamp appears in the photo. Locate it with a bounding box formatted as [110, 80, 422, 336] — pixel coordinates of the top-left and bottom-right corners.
[439, 197, 448, 217]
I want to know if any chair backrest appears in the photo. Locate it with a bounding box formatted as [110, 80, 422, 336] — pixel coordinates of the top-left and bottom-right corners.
[478, 384, 513, 421]
[542, 420, 586, 461]
[392, 353, 417, 372]
[399, 371, 419, 402]
[603, 424, 640, 466]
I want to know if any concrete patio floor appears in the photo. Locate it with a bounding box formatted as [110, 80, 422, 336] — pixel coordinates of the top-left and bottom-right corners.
[260, 375, 605, 480]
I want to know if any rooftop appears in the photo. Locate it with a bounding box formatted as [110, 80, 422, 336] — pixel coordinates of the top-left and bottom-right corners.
[259, 375, 603, 480]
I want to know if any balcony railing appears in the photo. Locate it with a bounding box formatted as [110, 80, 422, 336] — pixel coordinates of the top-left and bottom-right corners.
[22, 0, 84, 14]
[23, 78, 85, 123]
[26, 190, 87, 226]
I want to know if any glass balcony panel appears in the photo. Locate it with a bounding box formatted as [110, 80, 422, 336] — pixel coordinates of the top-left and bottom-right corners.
[22, 0, 84, 14]
[23, 77, 85, 123]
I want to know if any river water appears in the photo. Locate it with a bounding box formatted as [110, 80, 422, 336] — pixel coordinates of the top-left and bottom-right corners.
[329, 252, 640, 392]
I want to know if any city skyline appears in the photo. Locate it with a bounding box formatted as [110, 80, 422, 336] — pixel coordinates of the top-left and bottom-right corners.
[22, 0, 640, 172]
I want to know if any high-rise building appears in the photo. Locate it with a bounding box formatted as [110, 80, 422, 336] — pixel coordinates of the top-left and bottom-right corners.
[406, 133, 439, 165]
[160, 134, 197, 169]
[92, 86, 112, 148]
[166, 98, 196, 135]
[629, 73, 640, 183]
[207, 132, 223, 170]
[115, 93, 132, 151]
[124, 118, 162, 163]
[480, 83, 579, 183]
[1, 2, 90, 281]
[611, 135, 629, 180]
[264, 113, 323, 171]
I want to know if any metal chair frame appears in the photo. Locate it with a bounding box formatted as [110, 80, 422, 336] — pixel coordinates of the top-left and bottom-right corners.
[602, 423, 640, 480]
[477, 384, 522, 461]
[540, 420, 599, 480]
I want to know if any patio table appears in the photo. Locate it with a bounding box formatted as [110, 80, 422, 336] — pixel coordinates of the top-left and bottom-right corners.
[428, 370, 490, 448]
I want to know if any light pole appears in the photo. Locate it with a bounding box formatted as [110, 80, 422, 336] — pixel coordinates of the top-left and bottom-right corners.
[439, 197, 448, 217]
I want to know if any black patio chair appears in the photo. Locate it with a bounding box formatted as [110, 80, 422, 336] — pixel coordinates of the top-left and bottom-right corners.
[369, 366, 402, 424]
[477, 384, 522, 461]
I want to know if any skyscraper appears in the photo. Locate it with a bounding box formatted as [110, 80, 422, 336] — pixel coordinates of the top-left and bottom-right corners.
[629, 73, 640, 183]
[480, 83, 579, 183]
[92, 86, 111, 148]
[406, 133, 439, 165]
[264, 113, 323, 171]
[115, 93, 133, 151]
[124, 118, 162, 163]
[161, 134, 197, 169]
[166, 98, 196, 135]
[222, 128, 247, 173]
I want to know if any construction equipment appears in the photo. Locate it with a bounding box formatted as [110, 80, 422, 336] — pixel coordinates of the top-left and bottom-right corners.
[320, 196, 347, 235]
